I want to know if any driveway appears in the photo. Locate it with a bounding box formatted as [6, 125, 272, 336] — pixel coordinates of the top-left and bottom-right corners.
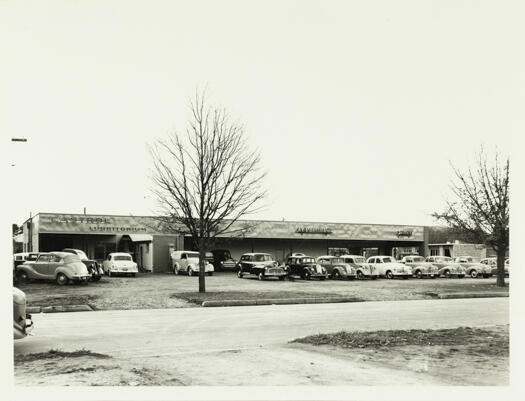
[14, 297, 508, 386]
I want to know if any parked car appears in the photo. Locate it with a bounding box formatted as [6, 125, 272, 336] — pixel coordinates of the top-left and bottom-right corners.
[13, 252, 41, 268]
[16, 252, 91, 285]
[209, 249, 237, 271]
[340, 255, 379, 279]
[102, 252, 139, 277]
[453, 256, 492, 278]
[284, 255, 327, 280]
[13, 287, 33, 340]
[316, 256, 357, 280]
[236, 253, 286, 280]
[62, 248, 104, 281]
[170, 250, 214, 276]
[424, 256, 465, 278]
[481, 257, 510, 276]
[399, 255, 438, 278]
[366, 256, 412, 279]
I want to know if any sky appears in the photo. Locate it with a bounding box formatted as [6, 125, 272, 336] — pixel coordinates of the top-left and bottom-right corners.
[1, 0, 523, 227]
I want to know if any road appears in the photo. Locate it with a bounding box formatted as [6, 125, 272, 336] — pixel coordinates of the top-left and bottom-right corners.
[16, 297, 508, 357]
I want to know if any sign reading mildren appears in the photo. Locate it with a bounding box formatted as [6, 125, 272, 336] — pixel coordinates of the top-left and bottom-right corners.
[396, 230, 413, 238]
[296, 226, 333, 235]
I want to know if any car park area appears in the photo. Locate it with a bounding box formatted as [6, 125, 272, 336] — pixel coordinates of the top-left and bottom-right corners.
[14, 271, 509, 312]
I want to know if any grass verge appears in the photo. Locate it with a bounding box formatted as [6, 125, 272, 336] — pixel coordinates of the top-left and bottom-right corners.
[172, 291, 362, 305]
[15, 348, 112, 363]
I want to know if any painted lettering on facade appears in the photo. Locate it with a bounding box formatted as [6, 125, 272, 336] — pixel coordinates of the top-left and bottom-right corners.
[396, 230, 413, 238]
[296, 227, 333, 235]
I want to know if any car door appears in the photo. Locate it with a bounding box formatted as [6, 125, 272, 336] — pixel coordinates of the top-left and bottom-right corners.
[179, 253, 188, 271]
[31, 254, 52, 278]
[44, 254, 62, 278]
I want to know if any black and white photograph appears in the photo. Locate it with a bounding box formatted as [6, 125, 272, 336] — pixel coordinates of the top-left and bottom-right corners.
[2, 1, 524, 400]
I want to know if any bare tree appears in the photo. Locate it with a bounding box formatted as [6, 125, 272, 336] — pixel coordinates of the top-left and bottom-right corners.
[432, 148, 509, 287]
[150, 92, 267, 292]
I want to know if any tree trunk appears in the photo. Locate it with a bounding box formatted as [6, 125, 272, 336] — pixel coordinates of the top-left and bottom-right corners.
[496, 247, 506, 288]
[198, 237, 206, 293]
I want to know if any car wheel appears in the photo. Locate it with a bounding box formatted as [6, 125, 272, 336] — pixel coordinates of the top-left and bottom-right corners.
[333, 270, 341, 280]
[357, 271, 364, 280]
[237, 270, 243, 278]
[258, 272, 264, 281]
[16, 270, 29, 283]
[56, 273, 69, 286]
[416, 271, 422, 279]
[173, 265, 179, 275]
[470, 270, 478, 278]
[385, 271, 393, 279]
[188, 268, 193, 277]
[444, 270, 451, 278]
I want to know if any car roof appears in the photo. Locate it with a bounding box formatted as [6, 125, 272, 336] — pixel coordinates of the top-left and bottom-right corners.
[317, 255, 339, 258]
[242, 253, 272, 256]
[49, 251, 72, 258]
[340, 254, 365, 258]
[62, 248, 84, 252]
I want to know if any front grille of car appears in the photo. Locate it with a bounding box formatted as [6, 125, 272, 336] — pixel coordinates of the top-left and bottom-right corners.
[267, 268, 282, 274]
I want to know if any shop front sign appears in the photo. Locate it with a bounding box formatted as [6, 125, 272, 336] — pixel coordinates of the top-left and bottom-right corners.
[296, 226, 333, 235]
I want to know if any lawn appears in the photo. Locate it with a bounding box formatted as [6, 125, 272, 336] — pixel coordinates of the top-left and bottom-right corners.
[290, 325, 509, 385]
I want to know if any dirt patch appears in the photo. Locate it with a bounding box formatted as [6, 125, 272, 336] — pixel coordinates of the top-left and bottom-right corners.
[15, 273, 509, 311]
[27, 295, 100, 309]
[290, 325, 509, 385]
[15, 349, 112, 363]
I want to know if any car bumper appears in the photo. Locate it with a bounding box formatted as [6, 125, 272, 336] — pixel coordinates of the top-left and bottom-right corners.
[69, 275, 91, 282]
[13, 314, 33, 339]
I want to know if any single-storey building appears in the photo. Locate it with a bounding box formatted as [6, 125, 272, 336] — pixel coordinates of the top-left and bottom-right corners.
[16, 212, 434, 273]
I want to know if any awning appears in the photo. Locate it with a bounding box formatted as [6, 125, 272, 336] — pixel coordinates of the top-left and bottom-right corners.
[128, 234, 153, 242]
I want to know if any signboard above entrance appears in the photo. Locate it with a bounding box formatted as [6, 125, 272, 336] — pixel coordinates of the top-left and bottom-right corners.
[37, 213, 166, 235]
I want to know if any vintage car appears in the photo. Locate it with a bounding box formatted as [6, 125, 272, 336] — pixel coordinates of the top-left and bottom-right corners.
[340, 255, 379, 279]
[209, 249, 237, 271]
[16, 252, 91, 285]
[284, 255, 327, 280]
[13, 252, 42, 268]
[62, 248, 104, 281]
[316, 256, 357, 280]
[453, 256, 492, 278]
[102, 252, 139, 277]
[13, 287, 33, 340]
[170, 250, 214, 276]
[481, 257, 510, 277]
[366, 256, 412, 279]
[400, 255, 439, 278]
[236, 253, 286, 280]
[425, 256, 465, 278]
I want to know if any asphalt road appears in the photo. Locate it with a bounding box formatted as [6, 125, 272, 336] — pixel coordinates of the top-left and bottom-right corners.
[15, 297, 508, 359]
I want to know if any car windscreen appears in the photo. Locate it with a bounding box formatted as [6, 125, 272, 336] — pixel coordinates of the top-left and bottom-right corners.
[253, 254, 274, 262]
[62, 254, 81, 263]
[113, 255, 132, 261]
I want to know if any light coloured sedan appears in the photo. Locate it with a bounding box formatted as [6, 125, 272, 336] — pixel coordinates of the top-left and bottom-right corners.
[366, 256, 412, 279]
[400, 255, 439, 278]
[453, 256, 492, 278]
[16, 252, 91, 285]
[102, 252, 139, 277]
[425, 256, 465, 278]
